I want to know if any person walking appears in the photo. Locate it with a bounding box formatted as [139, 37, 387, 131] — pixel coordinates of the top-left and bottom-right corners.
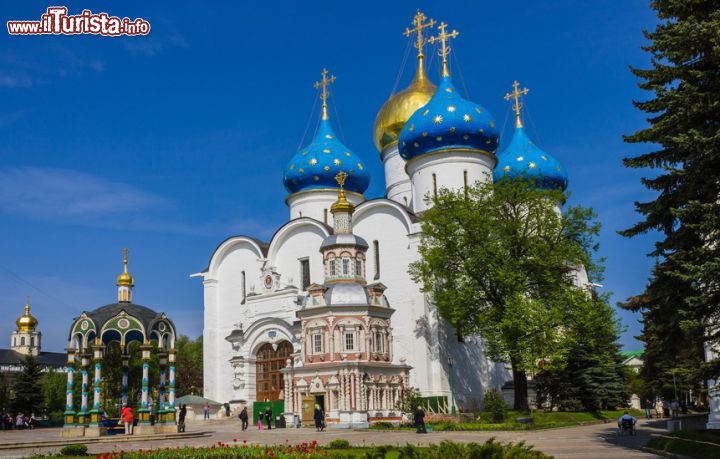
[120, 404, 134, 435]
[264, 406, 273, 430]
[239, 407, 249, 431]
[313, 404, 325, 432]
[671, 399, 679, 419]
[414, 406, 426, 434]
[178, 404, 187, 433]
[644, 399, 653, 420]
[203, 402, 210, 421]
[655, 399, 664, 419]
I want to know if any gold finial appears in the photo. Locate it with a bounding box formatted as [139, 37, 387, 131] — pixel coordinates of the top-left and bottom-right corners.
[504, 80, 529, 128]
[314, 68, 336, 121]
[117, 248, 134, 287]
[16, 299, 38, 332]
[331, 171, 353, 214]
[404, 10, 435, 62]
[429, 21, 459, 77]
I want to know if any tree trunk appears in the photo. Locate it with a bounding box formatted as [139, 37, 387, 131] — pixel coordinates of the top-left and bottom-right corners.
[511, 359, 529, 411]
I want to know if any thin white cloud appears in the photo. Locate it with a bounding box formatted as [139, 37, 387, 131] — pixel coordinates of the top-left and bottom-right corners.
[0, 167, 166, 220]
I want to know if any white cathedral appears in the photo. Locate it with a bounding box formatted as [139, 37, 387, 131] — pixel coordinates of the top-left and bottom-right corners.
[196, 12, 574, 426]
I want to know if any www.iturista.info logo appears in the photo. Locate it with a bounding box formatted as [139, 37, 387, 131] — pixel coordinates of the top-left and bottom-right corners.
[7, 7, 151, 36]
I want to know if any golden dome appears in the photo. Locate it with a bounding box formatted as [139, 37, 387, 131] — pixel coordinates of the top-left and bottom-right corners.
[373, 57, 436, 152]
[117, 248, 134, 287]
[16, 304, 38, 332]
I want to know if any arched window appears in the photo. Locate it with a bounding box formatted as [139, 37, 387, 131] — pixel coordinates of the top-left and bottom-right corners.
[241, 270, 246, 304]
[21, 337, 25, 346]
[328, 255, 337, 276]
[373, 240, 380, 280]
[323, 208, 328, 225]
[299, 258, 310, 290]
[342, 258, 350, 275]
[30, 337, 34, 347]
[355, 258, 362, 277]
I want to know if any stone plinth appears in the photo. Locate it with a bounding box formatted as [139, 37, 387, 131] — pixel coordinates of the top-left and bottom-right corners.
[61, 426, 86, 438]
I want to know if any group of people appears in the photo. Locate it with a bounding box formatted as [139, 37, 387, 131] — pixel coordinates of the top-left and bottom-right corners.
[1, 412, 37, 430]
[643, 398, 685, 420]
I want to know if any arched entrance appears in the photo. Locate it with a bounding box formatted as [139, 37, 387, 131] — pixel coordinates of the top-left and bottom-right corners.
[255, 341, 292, 402]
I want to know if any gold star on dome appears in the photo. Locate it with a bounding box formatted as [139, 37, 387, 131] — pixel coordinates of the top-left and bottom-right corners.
[422, 131, 428, 137]
[503, 165, 510, 171]
[422, 109, 429, 116]
[516, 156, 524, 161]
[528, 162, 536, 168]
[408, 124, 414, 131]
[463, 134, 469, 140]
[309, 158, 318, 165]
[344, 152, 351, 157]
[463, 114, 472, 122]
[413, 142, 420, 147]
[475, 107, 482, 114]
[490, 120, 495, 128]
[299, 168, 305, 173]
[334, 159, 342, 165]
[313, 176, 320, 180]
[289, 164, 295, 170]
[324, 166, 330, 171]
[325, 134, 333, 139]
[358, 163, 363, 170]
[445, 87, 453, 93]
[447, 105, 456, 112]
[541, 155, 548, 161]
[433, 115, 443, 124]
[436, 136, 443, 141]
[323, 148, 331, 153]
[449, 127, 456, 133]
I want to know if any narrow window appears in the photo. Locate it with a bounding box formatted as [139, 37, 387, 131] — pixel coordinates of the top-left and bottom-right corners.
[373, 240, 380, 280]
[21, 337, 25, 346]
[375, 332, 383, 352]
[30, 337, 34, 347]
[313, 334, 323, 353]
[323, 208, 328, 225]
[345, 333, 354, 351]
[329, 257, 337, 276]
[355, 259, 362, 278]
[342, 258, 349, 275]
[463, 170, 468, 194]
[241, 270, 246, 304]
[403, 196, 408, 206]
[300, 259, 310, 290]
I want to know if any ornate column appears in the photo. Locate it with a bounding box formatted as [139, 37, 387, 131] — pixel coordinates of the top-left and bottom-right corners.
[63, 348, 76, 427]
[137, 342, 153, 425]
[79, 353, 90, 425]
[89, 341, 105, 427]
[166, 348, 177, 424]
[157, 351, 168, 424]
[121, 353, 129, 406]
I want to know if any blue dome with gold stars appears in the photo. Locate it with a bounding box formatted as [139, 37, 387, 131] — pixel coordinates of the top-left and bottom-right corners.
[494, 124, 568, 191]
[398, 76, 500, 161]
[284, 117, 370, 195]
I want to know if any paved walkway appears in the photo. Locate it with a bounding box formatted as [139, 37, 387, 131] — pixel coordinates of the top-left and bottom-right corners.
[0, 419, 663, 458]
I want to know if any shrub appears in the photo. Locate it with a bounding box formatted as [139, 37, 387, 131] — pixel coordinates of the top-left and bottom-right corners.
[369, 421, 395, 429]
[327, 439, 350, 449]
[59, 444, 87, 456]
[396, 386, 424, 416]
[483, 388, 507, 423]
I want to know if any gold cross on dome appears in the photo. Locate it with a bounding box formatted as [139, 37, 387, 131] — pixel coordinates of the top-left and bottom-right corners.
[504, 80, 529, 128]
[314, 68, 336, 120]
[429, 22, 459, 77]
[404, 10, 435, 58]
[335, 171, 348, 188]
[122, 247, 129, 265]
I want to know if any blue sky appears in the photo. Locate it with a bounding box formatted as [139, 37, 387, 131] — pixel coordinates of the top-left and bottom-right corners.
[0, 1, 659, 352]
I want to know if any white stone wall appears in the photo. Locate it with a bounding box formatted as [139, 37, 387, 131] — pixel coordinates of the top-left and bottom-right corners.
[286, 190, 364, 223]
[406, 152, 495, 212]
[381, 144, 412, 207]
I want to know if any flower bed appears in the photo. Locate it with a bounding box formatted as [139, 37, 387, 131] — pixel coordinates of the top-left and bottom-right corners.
[86, 439, 550, 459]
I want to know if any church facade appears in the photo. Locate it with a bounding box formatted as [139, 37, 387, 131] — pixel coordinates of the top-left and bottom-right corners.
[198, 11, 572, 421]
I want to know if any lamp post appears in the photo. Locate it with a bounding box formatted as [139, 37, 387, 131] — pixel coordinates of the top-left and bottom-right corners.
[448, 356, 456, 414]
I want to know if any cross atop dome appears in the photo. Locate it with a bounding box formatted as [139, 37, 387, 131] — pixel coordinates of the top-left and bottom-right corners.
[429, 21, 459, 77]
[404, 10, 435, 60]
[504, 80, 530, 128]
[314, 68, 336, 120]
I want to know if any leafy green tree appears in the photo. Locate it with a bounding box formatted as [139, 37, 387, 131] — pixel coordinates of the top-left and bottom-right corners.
[396, 386, 424, 418]
[42, 370, 67, 417]
[175, 335, 203, 396]
[11, 355, 45, 415]
[409, 178, 601, 410]
[620, 0, 718, 393]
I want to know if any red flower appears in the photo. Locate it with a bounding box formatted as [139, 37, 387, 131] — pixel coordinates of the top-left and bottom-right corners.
[233, 438, 237, 442]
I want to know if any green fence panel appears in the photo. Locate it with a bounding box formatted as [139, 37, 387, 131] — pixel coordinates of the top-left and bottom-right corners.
[252, 400, 284, 426]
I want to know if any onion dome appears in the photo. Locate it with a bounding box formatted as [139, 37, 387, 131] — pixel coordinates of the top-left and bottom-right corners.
[116, 248, 134, 286]
[284, 70, 370, 195]
[493, 82, 568, 191]
[398, 22, 499, 162]
[374, 11, 437, 152]
[16, 303, 38, 332]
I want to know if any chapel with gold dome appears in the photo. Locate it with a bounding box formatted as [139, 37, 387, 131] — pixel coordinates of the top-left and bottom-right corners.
[200, 9, 578, 419]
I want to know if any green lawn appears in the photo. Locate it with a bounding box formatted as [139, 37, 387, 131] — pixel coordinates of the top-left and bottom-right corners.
[647, 430, 720, 459]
